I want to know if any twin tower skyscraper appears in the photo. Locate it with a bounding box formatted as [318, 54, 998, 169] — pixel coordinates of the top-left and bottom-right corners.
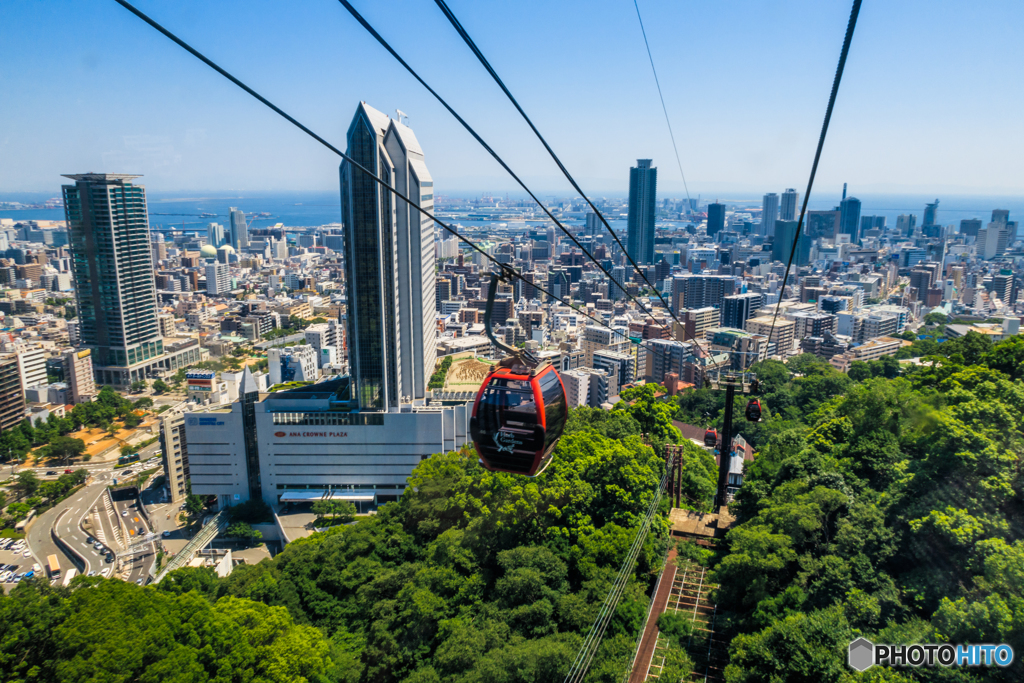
[340, 102, 437, 412]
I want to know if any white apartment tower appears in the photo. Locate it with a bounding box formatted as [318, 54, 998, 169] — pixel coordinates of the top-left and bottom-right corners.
[205, 263, 231, 296]
[341, 102, 436, 410]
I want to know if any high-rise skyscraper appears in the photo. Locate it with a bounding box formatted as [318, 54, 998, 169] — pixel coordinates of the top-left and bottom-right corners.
[806, 210, 840, 240]
[773, 220, 811, 265]
[839, 196, 862, 242]
[626, 159, 657, 264]
[896, 214, 917, 236]
[780, 188, 799, 221]
[960, 218, 982, 237]
[63, 173, 163, 385]
[761, 193, 779, 237]
[340, 102, 436, 410]
[707, 202, 726, 237]
[229, 207, 248, 250]
[207, 222, 226, 248]
[923, 199, 940, 226]
[585, 212, 601, 242]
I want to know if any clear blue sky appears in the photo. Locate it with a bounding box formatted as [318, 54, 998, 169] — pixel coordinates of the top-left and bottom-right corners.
[1, 0, 1022, 197]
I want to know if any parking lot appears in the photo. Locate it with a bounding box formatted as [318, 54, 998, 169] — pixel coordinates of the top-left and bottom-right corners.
[0, 537, 41, 590]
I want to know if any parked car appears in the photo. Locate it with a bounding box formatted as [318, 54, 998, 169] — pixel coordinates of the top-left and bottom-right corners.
[161, 531, 172, 538]
[121, 510, 129, 517]
[22, 550, 32, 557]
[31, 563, 40, 573]
[135, 578, 143, 585]
[86, 536, 94, 544]
[104, 554, 114, 564]
[87, 571, 96, 577]
[93, 542, 103, 551]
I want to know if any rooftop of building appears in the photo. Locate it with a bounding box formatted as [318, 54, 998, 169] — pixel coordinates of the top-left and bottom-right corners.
[61, 173, 141, 182]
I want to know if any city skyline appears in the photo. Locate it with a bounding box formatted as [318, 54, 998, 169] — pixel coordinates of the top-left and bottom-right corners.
[3, 1, 1024, 195]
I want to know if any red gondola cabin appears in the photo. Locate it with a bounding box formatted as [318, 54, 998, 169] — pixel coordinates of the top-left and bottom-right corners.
[746, 399, 762, 422]
[704, 428, 718, 448]
[470, 363, 568, 476]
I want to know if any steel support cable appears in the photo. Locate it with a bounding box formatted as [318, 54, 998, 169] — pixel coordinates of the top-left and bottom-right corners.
[767, 0, 862, 348]
[336, 0, 679, 347]
[110, 0, 681, 369]
[632, 0, 692, 209]
[564, 467, 668, 683]
[431, 0, 691, 334]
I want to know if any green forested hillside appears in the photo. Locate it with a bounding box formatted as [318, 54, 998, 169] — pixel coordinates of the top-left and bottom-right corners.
[0, 399, 717, 683]
[1, 334, 1020, 682]
[710, 334, 1024, 682]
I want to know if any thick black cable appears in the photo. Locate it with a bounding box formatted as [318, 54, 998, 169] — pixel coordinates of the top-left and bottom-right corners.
[336, 0, 679, 344]
[767, 0, 862, 349]
[632, 0, 691, 209]
[432, 0, 688, 332]
[110, 0, 682, 369]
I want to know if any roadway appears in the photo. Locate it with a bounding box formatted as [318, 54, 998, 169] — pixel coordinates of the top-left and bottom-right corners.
[22, 440, 164, 584]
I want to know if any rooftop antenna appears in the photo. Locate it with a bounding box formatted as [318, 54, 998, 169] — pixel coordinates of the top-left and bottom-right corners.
[395, 109, 408, 125]
[842, 182, 847, 201]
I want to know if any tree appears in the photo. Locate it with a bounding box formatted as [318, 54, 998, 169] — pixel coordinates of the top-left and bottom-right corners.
[847, 361, 871, 382]
[5, 502, 31, 520]
[133, 397, 154, 410]
[123, 413, 142, 429]
[225, 521, 263, 547]
[42, 435, 86, 464]
[924, 311, 949, 326]
[12, 471, 40, 499]
[152, 379, 171, 394]
[183, 494, 203, 515]
[129, 380, 147, 393]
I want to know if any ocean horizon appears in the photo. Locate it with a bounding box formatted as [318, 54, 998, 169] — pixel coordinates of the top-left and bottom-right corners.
[3, 190, 1023, 234]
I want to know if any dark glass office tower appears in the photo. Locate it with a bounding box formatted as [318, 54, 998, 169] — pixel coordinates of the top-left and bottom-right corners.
[626, 159, 657, 264]
[62, 174, 163, 380]
[839, 196, 862, 242]
[340, 103, 435, 410]
[707, 202, 726, 237]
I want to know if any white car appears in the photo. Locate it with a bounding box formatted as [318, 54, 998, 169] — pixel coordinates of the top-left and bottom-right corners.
[100, 568, 111, 577]
[31, 563, 41, 573]
[121, 510, 129, 517]
[0, 572, 11, 583]
[22, 550, 32, 557]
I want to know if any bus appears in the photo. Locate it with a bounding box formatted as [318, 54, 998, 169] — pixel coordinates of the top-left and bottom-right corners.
[62, 568, 77, 587]
[46, 554, 61, 580]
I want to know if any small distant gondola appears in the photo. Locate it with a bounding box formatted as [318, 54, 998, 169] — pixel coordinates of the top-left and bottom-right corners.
[746, 398, 762, 422]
